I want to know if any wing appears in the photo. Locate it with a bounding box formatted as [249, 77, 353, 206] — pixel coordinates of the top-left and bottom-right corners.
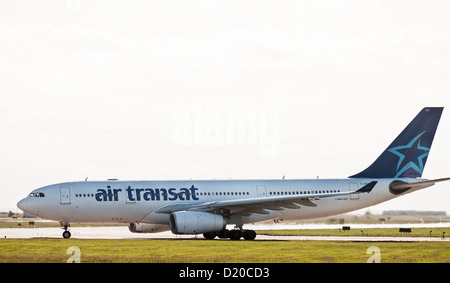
[155, 181, 377, 217]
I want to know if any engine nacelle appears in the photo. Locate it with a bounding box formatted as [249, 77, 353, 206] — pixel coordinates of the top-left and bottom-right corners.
[170, 211, 226, 234]
[128, 222, 170, 233]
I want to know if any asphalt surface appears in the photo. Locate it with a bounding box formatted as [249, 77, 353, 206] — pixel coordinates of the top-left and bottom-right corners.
[0, 226, 448, 241]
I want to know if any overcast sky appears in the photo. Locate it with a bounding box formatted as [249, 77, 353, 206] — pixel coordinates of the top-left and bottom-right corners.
[1, 1, 449, 214]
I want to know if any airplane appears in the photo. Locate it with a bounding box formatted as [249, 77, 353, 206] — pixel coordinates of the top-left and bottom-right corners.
[17, 107, 449, 240]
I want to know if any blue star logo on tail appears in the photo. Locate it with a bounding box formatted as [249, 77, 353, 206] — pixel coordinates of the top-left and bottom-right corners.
[387, 131, 430, 178]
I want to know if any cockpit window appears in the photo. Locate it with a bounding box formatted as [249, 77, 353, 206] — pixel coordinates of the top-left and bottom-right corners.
[28, 192, 45, 197]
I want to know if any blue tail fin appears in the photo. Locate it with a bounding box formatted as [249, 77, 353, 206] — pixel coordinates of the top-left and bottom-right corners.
[350, 107, 443, 179]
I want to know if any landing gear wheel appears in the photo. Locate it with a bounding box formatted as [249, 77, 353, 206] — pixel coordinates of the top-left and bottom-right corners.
[229, 229, 242, 240]
[242, 230, 257, 240]
[218, 229, 230, 239]
[61, 222, 71, 239]
[203, 232, 217, 240]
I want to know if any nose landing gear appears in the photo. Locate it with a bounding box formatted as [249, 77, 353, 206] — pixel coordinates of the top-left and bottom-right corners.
[60, 222, 71, 239]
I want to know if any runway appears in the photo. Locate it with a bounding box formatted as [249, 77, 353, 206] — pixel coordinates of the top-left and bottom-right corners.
[0, 226, 448, 242]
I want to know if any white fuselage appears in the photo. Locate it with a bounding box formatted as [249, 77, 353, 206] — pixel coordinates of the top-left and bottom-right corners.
[16, 107, 445, 239]
[18, 178, 424, 228]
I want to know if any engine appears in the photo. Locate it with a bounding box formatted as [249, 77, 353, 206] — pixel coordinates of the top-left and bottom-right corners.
[170, 211, 226, 234]
[128, 222, 170, 233]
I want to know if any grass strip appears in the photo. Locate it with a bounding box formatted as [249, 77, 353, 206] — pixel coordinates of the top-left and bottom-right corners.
[1, 238, 449, 263]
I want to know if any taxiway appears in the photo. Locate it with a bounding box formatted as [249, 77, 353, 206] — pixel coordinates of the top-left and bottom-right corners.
[0, 226, 448, 242]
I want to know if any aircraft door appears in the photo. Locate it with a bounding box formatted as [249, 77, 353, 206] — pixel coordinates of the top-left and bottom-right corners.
[60, 187, 71, 204]
[256, 185, 267, 197]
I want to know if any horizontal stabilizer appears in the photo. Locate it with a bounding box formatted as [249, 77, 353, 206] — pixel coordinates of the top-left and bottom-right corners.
[390, 177, 450, 190]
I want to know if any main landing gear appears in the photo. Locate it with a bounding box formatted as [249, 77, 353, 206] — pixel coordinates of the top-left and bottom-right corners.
[203, 227, 257, 241]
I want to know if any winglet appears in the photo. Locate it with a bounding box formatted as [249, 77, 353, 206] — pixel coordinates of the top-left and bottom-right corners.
[355, 181, 378, 193]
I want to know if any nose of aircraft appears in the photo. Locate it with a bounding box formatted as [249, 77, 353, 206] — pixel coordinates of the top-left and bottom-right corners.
[17, 198, 28, 212]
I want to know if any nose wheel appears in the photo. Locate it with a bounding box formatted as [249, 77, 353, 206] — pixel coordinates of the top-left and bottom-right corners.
[63, 230, 71, 239]
[61, 222, 71, 238]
